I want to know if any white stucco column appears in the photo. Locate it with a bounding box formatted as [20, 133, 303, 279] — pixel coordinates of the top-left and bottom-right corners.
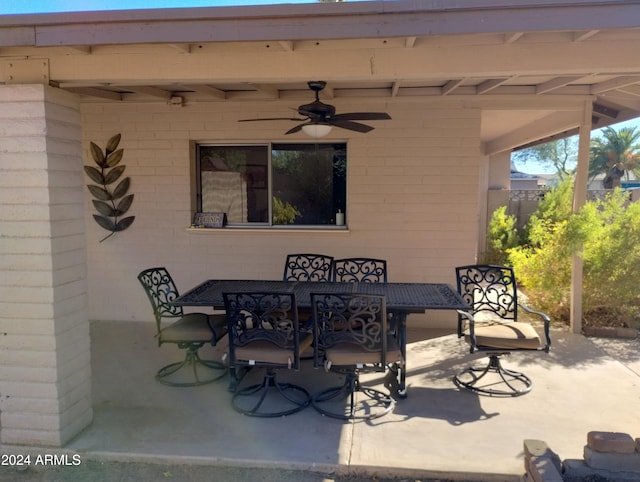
[480, 152, 511, 261]
[0, 84, 92, 446]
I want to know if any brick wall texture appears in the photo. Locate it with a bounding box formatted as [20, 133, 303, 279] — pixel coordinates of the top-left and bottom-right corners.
[80, 97, 482, 324]
[0, 84, 91, 446]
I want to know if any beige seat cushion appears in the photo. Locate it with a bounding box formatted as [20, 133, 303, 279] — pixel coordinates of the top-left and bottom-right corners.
[234, 333, 313, 365]
[464, 321, 541, 350]
[160, 313, 220, 343]
[325, 336, 402, 366]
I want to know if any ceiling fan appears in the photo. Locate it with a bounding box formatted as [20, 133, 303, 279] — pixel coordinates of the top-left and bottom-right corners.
[239, 81, 391, 137]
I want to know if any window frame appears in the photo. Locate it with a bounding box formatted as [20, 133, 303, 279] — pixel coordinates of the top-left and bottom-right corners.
[194, 141, 347, 229]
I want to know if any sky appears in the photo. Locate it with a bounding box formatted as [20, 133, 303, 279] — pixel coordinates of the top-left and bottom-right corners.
[516, 118, 640, 175]
[1, 0, 336, 15]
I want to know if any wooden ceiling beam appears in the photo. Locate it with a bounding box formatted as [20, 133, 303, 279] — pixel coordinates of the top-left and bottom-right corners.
[168, 43, 191, 53]
[121, 85, 172, 100]
[573, 30, 600, 42]
[62, 86, 122, 101]
[591, 76, 640, 94]
[186, 84, 226, 99]
[248, 83, 279, 99]
[618, 85, 640, 97]
[504, 32, 524, 44]
[536, 76, 583, 94]
[477, 78, 510, 94]
[442, 79, 465, 96]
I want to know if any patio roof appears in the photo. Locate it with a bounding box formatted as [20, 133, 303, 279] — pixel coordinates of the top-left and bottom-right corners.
[1, 0, 640, 154]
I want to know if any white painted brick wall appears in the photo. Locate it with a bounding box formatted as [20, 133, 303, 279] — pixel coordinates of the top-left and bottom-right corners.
[81, 98, 481, 325]
[0, 84, 91, 446]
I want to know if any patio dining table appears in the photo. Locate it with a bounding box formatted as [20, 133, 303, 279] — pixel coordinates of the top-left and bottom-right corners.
[172, 279, 470, 397]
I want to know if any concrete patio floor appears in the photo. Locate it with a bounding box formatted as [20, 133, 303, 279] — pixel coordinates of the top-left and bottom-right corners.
[4, 320, 640, 481]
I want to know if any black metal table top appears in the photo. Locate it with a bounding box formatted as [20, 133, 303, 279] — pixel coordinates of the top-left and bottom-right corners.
[173, 279, 469, 312]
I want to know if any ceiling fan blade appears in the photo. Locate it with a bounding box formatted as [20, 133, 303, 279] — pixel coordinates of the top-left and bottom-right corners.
[297, 109, 324, 122]
[330, 119, 375, 133]
[284, 124, 304, 135]
[239, 82, 390, 135]
[239, 117, 306, 122]
[331, 112, 391, 121]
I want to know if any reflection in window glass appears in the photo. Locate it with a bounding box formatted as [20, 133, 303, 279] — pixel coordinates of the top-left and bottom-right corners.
[271, 143, 346, 225]
[196, 143, 346, 226]
[197, 145, 269, 223]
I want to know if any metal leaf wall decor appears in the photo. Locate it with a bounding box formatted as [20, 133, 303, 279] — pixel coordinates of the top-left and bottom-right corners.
[84, 133, 135, 242]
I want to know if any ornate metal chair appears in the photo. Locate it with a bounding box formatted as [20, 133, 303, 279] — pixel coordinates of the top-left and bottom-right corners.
[333, 258, 387, 283]
[283, 253, 334, 339]
[310, 293, 401, 420]
[454, 264, 551, 397]
[223, 292, 313, 417]
[332, 257, 397, 358]
[137, 267, 227, 387]
[283, 253, 334, 282]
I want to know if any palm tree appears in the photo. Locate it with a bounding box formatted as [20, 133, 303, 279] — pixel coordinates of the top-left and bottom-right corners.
[589, 126, 640, 188]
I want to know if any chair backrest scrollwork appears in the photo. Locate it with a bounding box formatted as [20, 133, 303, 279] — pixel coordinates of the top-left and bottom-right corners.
[137, 267, 185, 331]
[333, 258, 387, 283]
[283, 253, 334, 282]
[223, 292, 301, 368]
[455, 264, 518, 321]
[311, 293, 387, 368]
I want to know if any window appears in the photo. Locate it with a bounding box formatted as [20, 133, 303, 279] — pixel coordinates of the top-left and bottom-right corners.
[196, 143, 346, 227]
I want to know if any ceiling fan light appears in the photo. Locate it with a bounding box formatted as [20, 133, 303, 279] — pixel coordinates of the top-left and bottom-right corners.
[302, 123, 333, 138]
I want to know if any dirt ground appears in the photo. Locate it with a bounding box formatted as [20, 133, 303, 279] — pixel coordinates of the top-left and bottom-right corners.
[0, 460, 471, 482]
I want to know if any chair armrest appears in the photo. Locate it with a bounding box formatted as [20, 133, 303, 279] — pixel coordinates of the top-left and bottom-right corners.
[457, 310, 477, 353]
[520, 304, 552, 351]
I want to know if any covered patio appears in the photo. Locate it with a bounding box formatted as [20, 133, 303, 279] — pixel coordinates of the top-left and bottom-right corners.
[6, 321, 639, 481]
[2, 0, 640, 454]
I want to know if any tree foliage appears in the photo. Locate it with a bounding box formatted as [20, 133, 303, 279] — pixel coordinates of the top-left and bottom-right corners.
[511, 137, 578, 180]
[589, 126, 640, 187]
[511, 126, 640, 188]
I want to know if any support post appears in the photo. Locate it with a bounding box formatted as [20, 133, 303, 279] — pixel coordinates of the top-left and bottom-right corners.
[570, 99, 593, 334]
[0, 84, 92, 446]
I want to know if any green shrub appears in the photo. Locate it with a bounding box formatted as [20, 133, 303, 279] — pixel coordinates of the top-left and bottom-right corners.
[508, 219, 572, 319]
[507, 181, 640, 323]
[522, 178, 574, 247]
[485, 206, 519, 265]
[507, 180, 575, 320]
[565, 188, 640, 312]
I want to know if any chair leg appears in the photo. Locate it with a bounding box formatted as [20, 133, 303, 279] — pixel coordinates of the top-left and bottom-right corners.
[156, 343, 227, 387]
[231, 369, 310, 417]
[453, 354, 532, 397]
[312, 371, 395, 420]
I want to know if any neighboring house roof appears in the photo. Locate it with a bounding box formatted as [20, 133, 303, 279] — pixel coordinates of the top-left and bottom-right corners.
[510, 162, 540, 180]
[1, 0, 640, 152]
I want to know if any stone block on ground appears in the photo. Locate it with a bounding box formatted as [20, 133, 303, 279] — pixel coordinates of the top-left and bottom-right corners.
[564, 458, 640, 482]
[584, 446, 640, 472]
[523, 439, 562, 472]
[527, 456, 563, 482]
[587, 431, 636, 454]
